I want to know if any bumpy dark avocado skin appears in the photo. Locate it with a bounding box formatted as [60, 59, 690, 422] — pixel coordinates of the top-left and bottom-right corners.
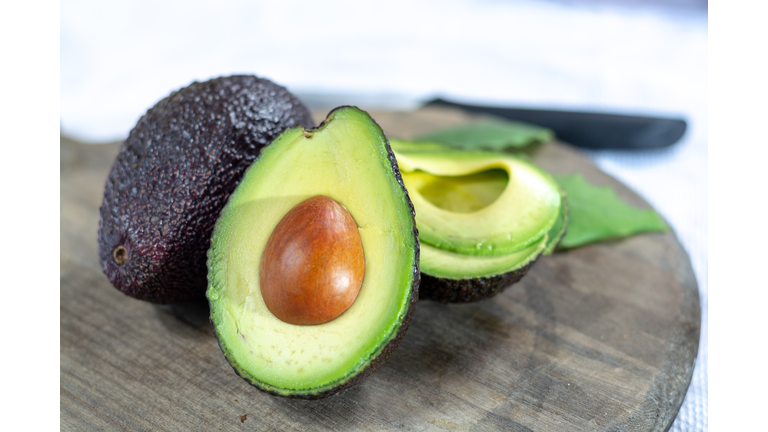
[418, 260, 535, 303]
[97, 75, 315, 304]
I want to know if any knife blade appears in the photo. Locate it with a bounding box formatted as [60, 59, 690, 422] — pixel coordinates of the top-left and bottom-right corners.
[424, 98, 687, 150]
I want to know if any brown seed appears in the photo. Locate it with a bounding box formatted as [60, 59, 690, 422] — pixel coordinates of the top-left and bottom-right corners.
[260, 195, 365, 325]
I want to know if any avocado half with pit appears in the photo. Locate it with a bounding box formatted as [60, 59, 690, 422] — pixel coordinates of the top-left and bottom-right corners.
[207, 107, 419, 399]
[391, 140, 566, 303]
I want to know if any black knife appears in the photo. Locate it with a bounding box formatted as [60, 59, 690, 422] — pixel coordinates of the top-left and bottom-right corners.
[424, 98, 687, 150]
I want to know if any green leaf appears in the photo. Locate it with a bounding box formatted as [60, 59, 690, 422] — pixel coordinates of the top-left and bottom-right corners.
[414, 120, 554, 151]
[553, 174, 667, 249]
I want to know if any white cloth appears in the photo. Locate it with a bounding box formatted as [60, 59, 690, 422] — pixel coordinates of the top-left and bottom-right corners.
[61, 1, 707, 429]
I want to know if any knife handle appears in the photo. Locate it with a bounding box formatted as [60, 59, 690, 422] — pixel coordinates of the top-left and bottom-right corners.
[424, 98, 687, 150]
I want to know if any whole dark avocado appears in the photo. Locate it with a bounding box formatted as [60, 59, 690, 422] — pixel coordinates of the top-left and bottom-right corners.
[97, 75, 315, 304]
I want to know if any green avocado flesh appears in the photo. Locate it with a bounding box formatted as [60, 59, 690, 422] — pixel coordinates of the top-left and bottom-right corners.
[391, 139, 564, 287]
[419, 240, 545, 279]
[418, 194, 567, 280]
[543, 196, 569, 256]
[207, 107, 418, 397]
[394, 146, 562, 257]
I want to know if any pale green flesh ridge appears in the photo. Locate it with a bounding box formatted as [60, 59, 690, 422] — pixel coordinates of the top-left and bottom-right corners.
[543, 195, 569, 256]
[420, 236, 547, 279]
[395, 150, 561, 256]
[207, 108, 416, 392]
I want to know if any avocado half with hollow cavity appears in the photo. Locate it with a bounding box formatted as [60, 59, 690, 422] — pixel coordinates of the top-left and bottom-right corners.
[390, 140, 566, 303]
[207, 107, 420, 399]
[97, 75, 315, 304]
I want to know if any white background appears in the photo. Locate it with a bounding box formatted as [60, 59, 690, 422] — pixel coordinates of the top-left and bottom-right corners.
[61, 0, 707, 144]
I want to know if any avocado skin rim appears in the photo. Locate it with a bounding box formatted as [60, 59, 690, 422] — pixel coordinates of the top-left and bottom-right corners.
[418, 259, 536, 303]
[210, 107, 422, 399]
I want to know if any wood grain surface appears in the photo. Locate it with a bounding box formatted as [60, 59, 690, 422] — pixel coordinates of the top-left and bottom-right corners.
[60, 106, 700, 431]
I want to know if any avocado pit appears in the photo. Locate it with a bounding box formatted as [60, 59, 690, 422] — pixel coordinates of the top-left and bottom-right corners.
[259, 195, 365, 326]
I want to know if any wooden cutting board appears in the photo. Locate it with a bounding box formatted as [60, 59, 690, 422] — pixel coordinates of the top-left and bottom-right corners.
[60, 106, 700, 432]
